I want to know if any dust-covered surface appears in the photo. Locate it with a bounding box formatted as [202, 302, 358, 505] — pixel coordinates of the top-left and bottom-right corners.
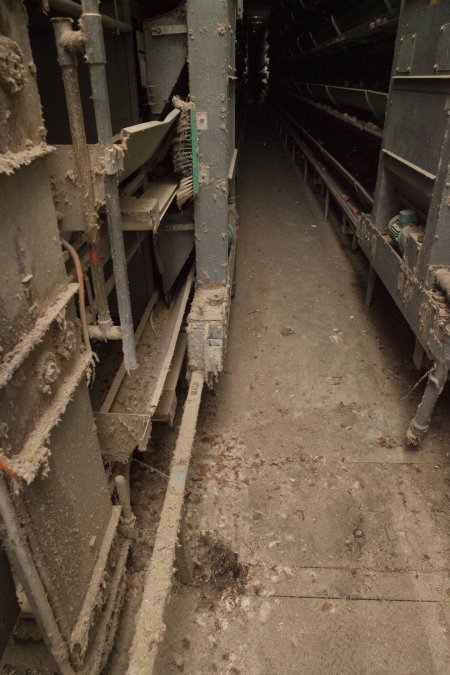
[153, 109, 450, 674]
[106, 419, 182, 675]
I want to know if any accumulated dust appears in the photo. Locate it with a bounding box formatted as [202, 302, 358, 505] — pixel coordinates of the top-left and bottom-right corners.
[106, 418, 180, 674]
[194, 535, 248, 593]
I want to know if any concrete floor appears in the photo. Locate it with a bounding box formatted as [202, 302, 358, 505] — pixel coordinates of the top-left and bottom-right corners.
[155, 110, 450, 674]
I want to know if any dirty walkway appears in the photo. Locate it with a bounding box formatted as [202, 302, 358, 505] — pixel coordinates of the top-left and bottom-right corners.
[155, 109, 450, 674]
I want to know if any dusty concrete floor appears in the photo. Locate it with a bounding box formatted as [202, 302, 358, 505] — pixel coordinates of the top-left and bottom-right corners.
[154, 110, 450, 674]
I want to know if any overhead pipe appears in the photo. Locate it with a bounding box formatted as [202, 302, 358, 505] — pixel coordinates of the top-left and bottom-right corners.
[53, 18, 113, 337]
[48, 0, 132, 34]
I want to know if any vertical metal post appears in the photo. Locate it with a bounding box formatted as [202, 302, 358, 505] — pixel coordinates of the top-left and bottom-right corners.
[324, 187, 330, 220]
[417, 129, 450, 283]
[228, 0, 237, 200]
[365, 263, 376, 307]
[80, 0, 137, 371]
[186, 0, 232, 285]
[52, 18, 112, 334]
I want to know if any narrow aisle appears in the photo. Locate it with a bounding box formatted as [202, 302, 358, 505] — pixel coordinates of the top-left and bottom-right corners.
[156, 109, 450, 674]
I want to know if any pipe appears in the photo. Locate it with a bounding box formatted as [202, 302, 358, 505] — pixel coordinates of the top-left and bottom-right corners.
[88, 324, 122, 340]
[406, 361, 448, 446]
[49, 0, 132, 34]
[0, 476, 75, 674]
[114, 474, 135, 526]
[0, 458, 20, 479]
[52, 18, 113, 336]
[80, 0, 137, 371]
[61, 238, 91, 353]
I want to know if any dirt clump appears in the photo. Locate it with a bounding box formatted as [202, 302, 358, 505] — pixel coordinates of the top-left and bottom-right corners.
[194, 535, 248, 593]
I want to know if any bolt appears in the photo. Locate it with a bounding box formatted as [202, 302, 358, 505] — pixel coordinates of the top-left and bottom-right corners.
[37, 351, 60, 394]
[208, 293, 222, 306]
[43, 359, 59, 384]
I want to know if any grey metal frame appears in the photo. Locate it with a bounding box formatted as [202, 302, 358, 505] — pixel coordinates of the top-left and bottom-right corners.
[186, 0, 234, 285]
[276, 0, 450, 446]
[357, 0, 450, 446]
[186, 0, 237, 383]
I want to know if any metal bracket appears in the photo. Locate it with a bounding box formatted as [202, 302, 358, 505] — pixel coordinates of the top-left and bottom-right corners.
[199, 163, 210, 185]
[150, 24, 187, 36]
[197, 111, 208, 130]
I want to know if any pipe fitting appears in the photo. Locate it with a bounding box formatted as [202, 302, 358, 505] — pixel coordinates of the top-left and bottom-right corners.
[114, 475, 135, 528]
[88, 324, 122, 340]
[51, 18, 83, 66]
[80, 4, 106, 64]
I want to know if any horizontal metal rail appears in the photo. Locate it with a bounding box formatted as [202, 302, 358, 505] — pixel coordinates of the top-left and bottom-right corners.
[276, 105, 374, 208]
[285, 81, 388, 121]
[276, 14, 398, 60]
[291, 94, 383, 139]
[274, 107, 363, 230]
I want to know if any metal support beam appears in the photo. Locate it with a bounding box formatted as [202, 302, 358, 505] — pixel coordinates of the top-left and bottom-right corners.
[186, 0, 233, 285]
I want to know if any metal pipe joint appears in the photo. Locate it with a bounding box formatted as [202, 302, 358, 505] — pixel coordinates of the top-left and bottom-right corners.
[52, 18, 83, 65]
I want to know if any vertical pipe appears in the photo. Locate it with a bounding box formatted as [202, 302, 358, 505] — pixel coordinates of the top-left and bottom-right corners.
[0, 477, 75, 675]
[114, 474, 134, 524]
[80, 0, 137, 371]
[406, 361, 448, 446]
[52, 18, 112, 334]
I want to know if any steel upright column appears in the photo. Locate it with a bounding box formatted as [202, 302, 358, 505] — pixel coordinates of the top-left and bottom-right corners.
[186, 0, 233, 285]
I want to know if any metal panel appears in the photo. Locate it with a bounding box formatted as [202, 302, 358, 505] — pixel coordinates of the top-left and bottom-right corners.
[364, 0, 450, 445]
[396, 33, 416, 73]
[118, 109, 180, 182]
[0, 4, 128, 669]
[144, 6, 187, 115]
[18, 384, 112, 638]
